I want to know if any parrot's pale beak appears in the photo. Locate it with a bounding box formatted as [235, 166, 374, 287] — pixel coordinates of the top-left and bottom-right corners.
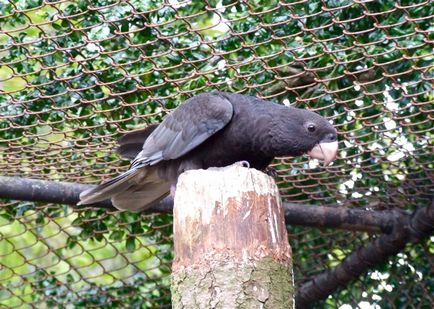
[307, 141, 338, 166]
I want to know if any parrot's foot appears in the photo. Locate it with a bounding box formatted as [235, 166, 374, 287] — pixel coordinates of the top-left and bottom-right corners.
[263, 166, 278, 177]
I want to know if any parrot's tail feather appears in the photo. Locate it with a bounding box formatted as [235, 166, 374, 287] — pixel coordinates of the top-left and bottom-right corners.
[112, 181, 171, 212]
[116, 124, 158, 160]
[78, 168, 142, 206]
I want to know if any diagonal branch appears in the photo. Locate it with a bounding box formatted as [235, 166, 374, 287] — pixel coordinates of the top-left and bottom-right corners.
[295, 199, 434, 308]
[0, 176, 397, 233]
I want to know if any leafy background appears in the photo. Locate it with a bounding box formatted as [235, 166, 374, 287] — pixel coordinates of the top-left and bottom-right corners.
[0, 0, 432, 308]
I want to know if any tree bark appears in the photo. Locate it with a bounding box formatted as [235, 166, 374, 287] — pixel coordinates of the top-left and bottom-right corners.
[171, 164, 294, 309]
[0, 176, 396, 233]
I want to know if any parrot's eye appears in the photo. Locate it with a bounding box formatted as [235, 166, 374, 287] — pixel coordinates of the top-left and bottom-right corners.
[307, 124, 316, 132]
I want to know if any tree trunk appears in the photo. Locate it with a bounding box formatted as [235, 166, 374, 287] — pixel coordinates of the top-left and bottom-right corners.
[171, 164, 294, 308]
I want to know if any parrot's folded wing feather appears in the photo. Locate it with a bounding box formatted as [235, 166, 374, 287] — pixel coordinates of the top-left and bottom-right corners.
[132, 93, 234, 167]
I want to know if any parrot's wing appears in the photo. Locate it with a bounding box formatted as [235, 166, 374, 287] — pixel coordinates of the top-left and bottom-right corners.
[131, 93, 233, 167]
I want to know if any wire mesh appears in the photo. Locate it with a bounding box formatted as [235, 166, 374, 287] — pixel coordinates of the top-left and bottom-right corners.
[0, 0, 433, 307]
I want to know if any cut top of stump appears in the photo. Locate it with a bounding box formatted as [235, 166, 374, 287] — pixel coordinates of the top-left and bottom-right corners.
[173, 164, 291, 269]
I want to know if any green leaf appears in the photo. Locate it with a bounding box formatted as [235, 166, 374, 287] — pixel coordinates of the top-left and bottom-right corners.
[126, 236, 136, 252]
[109, 230, 125, 241]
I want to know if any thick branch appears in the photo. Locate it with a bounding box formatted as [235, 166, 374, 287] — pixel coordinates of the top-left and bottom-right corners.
[295, 199, 434, 309]
[0, 176, 172, 213]
[0, 176, 108, 208]
[0, 176, 397, 232]
[283, 203, 394, 233]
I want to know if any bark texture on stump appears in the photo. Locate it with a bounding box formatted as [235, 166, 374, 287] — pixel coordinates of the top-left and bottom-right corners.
[171, 164, 293, 309]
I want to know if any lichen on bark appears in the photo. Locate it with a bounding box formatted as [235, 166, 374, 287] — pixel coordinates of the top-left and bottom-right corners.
[172, 257, 293, 308]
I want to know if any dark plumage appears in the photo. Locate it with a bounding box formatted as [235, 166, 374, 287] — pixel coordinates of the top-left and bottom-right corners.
[79, 92, 338, 211]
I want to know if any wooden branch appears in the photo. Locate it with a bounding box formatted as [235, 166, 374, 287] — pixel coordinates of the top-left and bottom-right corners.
[283, 203, 394, 233]
[0, 176, 171, 213]
[171, 164, 294, 308]
[295, 199, 434, 309]
[0, 175, 108, 207]
[0, 176, 396, 232]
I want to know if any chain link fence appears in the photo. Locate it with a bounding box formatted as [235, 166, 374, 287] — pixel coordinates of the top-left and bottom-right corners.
[0, 0, 433, 307]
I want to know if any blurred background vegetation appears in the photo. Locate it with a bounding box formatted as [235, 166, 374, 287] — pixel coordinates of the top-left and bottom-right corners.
[0, 0, 432, 308]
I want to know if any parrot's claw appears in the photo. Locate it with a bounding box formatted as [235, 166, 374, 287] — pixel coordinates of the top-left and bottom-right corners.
[234, 160, 250, 168]
[263, 166, 278, 177]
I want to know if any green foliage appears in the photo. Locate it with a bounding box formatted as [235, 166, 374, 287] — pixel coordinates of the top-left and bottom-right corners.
[30, 270, 171, 308]
[0, 0, 432, 307]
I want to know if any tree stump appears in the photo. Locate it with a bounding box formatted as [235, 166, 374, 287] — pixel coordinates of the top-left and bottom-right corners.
[171, 164, 293, 308]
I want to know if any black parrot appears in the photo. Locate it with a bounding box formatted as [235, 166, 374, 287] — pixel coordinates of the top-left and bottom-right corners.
[79, 92, 338, 211]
